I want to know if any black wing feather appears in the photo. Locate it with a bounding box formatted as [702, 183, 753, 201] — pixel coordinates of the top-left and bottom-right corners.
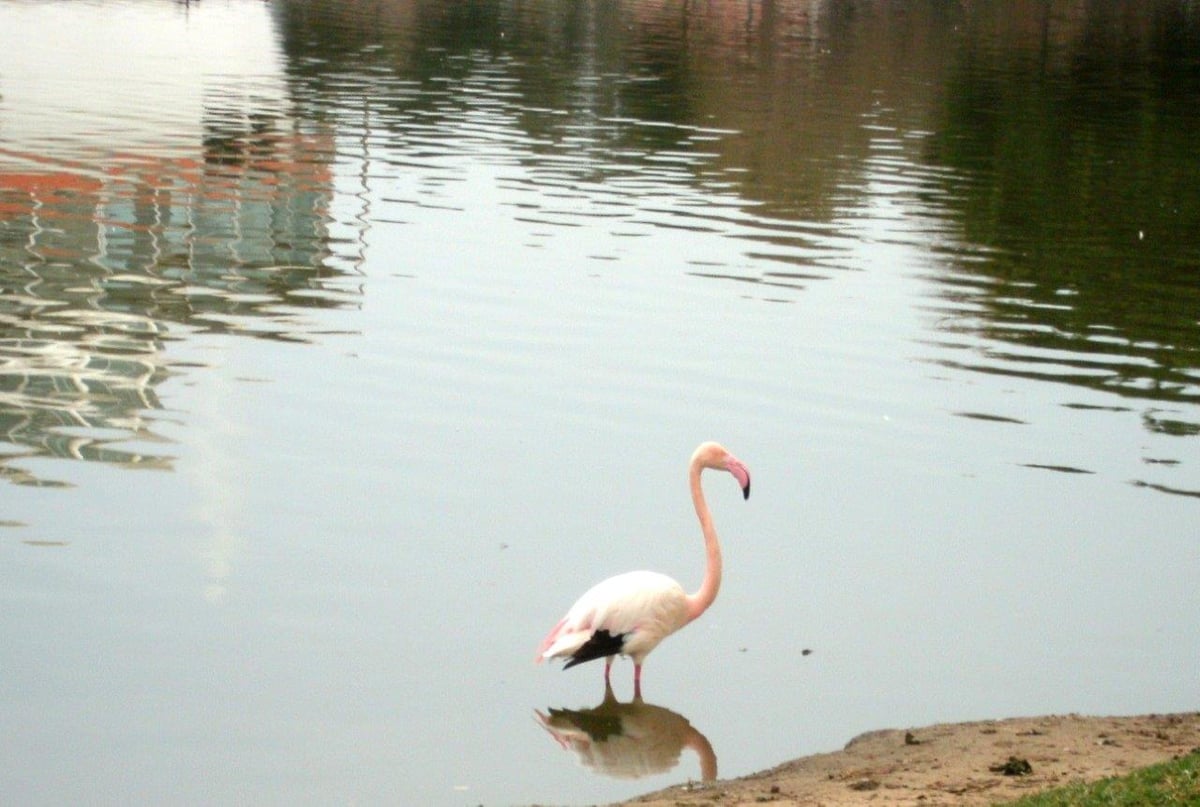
[562, 629, 627, 669]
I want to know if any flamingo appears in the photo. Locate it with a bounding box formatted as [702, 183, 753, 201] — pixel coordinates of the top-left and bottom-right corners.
[536, 441, 751, 697]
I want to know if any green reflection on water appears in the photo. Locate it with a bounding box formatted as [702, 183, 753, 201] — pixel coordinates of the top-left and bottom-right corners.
[926, 1, 1200, 408]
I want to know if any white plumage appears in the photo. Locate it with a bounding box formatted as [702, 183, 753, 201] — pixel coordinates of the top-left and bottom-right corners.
[538, 571, 689, 664]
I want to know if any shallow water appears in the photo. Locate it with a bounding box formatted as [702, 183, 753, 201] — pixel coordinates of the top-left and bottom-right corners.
[1, 1, 1198, 805]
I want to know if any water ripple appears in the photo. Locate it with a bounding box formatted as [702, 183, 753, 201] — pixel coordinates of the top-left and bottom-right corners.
[0, 0, 365, 483]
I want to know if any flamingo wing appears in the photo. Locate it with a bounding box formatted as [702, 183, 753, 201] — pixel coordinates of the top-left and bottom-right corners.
[537, 571, 688, 667]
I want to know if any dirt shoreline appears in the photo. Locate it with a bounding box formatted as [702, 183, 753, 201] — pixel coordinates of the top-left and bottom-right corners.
[619, 712, 1200, 806]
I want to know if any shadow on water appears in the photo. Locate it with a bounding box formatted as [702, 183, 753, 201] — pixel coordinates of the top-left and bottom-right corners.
[537, 681, 717, 784]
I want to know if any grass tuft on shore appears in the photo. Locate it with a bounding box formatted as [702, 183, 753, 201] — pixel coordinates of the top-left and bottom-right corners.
[996, 748, 1200, 806]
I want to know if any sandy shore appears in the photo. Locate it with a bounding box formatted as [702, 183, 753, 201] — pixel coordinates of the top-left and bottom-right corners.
[620, 712, 1200, 806]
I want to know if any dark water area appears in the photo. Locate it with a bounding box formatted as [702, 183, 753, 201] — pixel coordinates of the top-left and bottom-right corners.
[1, 1, 1197, 805]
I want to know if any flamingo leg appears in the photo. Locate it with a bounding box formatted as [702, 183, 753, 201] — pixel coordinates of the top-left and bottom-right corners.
[604, 656, 613, 686]
[633, 663, 643, 700]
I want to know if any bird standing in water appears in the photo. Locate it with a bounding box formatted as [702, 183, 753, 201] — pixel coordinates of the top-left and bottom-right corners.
[536, 442, 751, 698]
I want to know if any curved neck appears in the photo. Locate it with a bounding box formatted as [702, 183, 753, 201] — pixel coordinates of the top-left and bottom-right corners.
[685, 460, 722, 623]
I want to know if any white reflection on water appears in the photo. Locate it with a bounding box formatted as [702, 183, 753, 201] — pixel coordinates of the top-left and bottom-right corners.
[1, 1, 1198, 806]
[0, 0, 284, 159]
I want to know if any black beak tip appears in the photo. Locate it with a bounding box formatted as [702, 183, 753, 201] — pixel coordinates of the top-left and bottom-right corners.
[742, 482, 751, 500]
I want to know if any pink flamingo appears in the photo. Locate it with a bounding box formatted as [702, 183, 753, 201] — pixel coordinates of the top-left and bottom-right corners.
[536, 442, 751, 697]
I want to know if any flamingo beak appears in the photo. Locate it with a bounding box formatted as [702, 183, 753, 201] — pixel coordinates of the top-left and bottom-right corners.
[727, 458, 751, 500]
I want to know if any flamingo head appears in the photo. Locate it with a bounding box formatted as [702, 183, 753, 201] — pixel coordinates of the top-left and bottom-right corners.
[693, 441, 751, 499]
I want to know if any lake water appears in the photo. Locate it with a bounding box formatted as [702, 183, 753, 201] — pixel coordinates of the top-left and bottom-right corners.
[1, 1, 1197, 804]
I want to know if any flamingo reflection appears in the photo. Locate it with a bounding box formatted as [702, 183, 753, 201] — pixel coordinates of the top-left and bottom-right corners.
[535, 682, 716, 782]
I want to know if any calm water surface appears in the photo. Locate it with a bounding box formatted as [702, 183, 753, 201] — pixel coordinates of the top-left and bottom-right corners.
[2, 1, 1198, 804]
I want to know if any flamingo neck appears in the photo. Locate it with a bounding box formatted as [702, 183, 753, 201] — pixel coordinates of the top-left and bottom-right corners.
[685, 459, 722, 623]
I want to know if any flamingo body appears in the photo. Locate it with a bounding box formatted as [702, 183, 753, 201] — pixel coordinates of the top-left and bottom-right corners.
[537, 442, 750, 696]
[537, 570, 689, 669]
